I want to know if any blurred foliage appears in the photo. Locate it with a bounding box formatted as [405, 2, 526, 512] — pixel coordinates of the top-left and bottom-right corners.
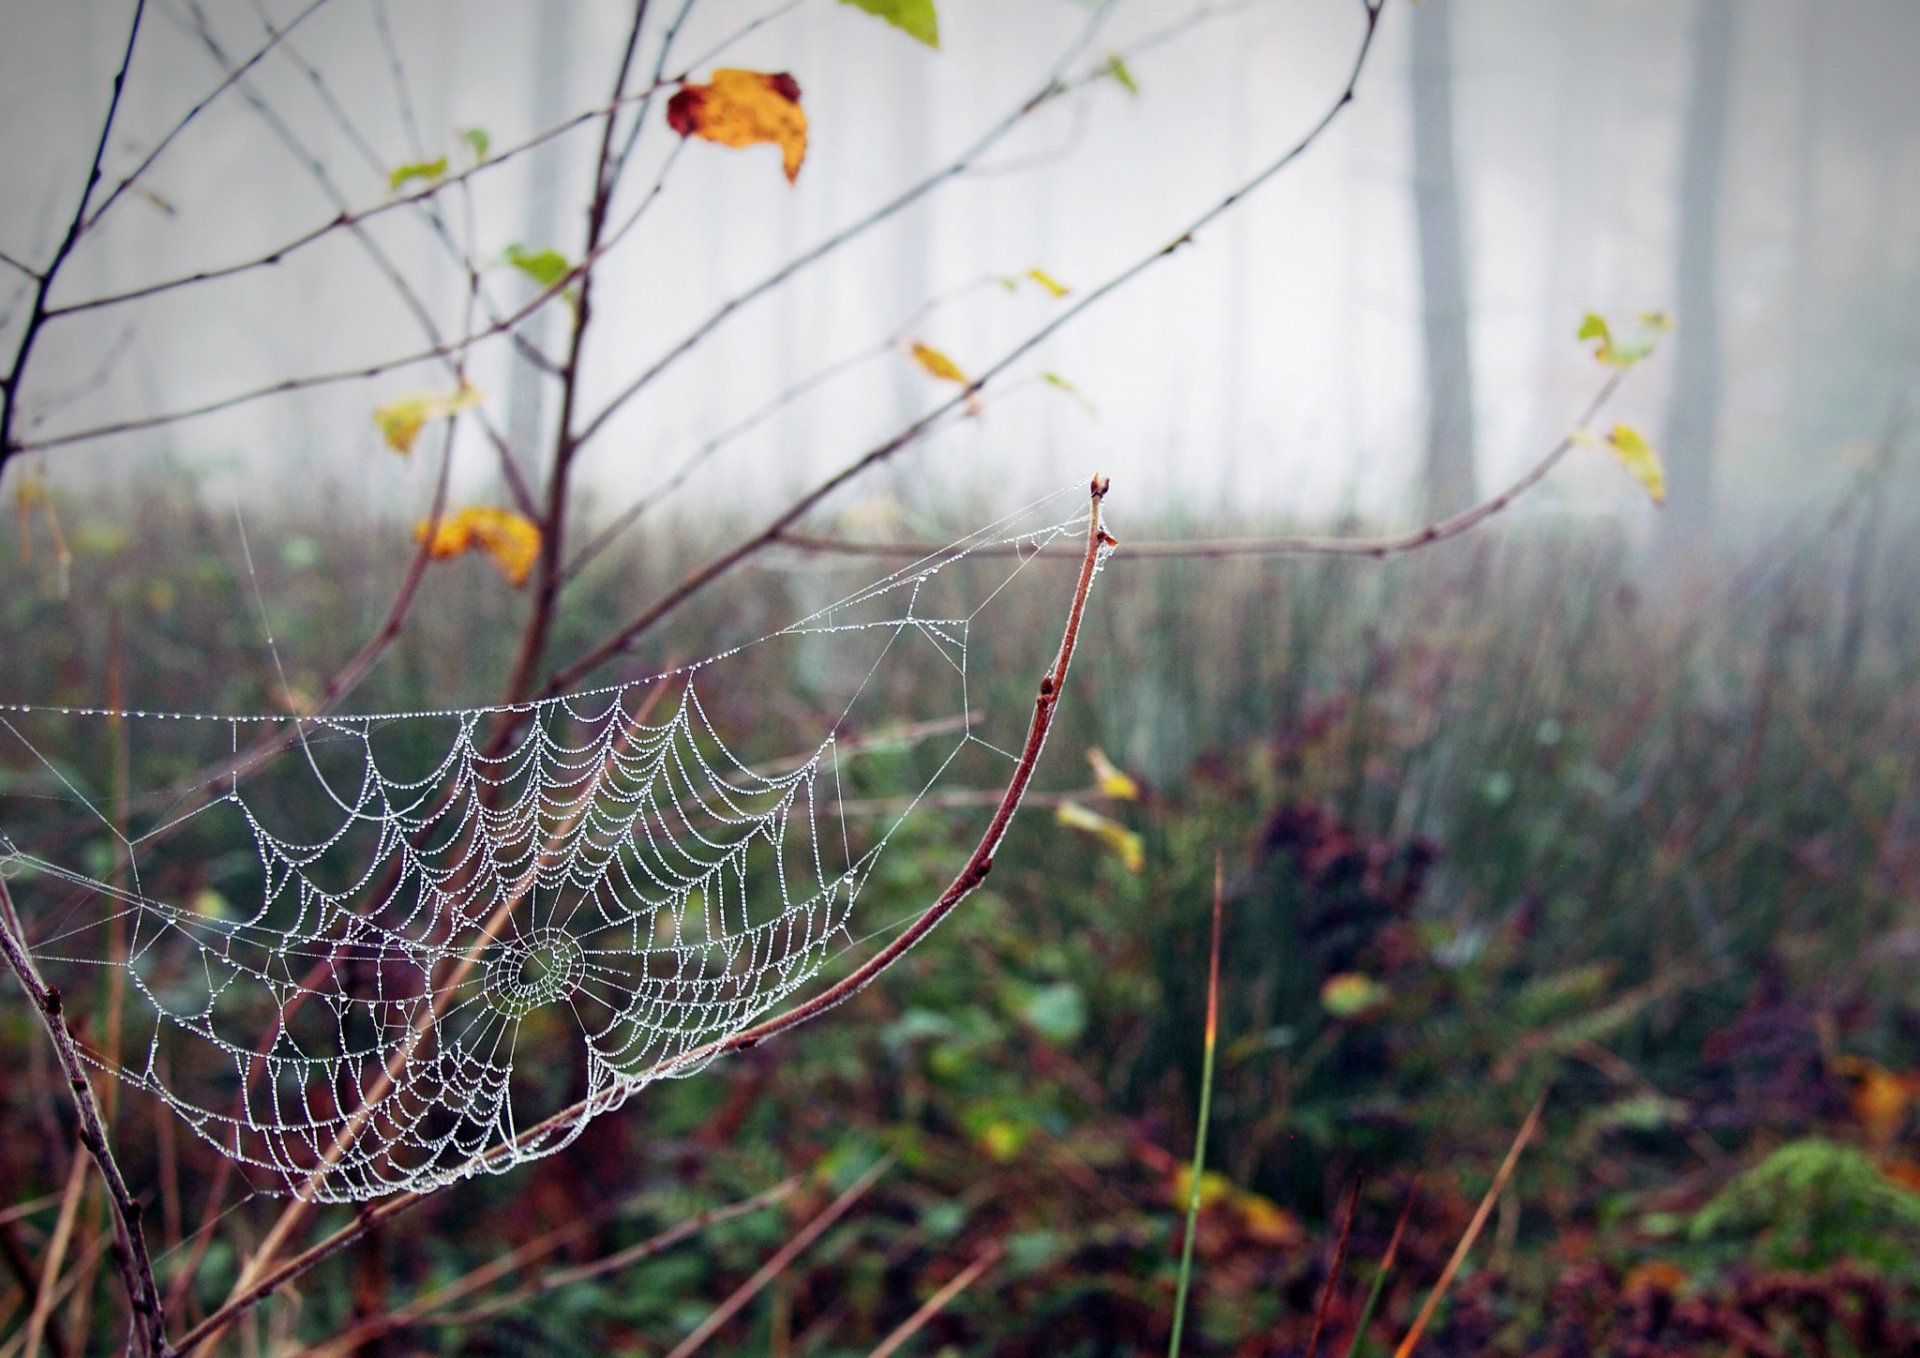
[4, 464, 1920, 1355]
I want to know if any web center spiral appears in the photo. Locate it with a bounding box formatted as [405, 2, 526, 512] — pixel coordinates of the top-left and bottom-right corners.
[484, 928, 587, 1019]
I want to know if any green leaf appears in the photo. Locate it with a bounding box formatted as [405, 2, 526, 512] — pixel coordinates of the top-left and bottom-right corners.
[838, 0, 939, 48]
[388, 156, 448, 192]
[460, 127, 490, 162]
[504, 244, 573, 291]
[1579, 309, 1674, 368]
[1098, 52, 1140, 96]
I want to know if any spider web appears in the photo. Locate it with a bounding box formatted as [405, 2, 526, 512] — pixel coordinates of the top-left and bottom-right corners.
[0, 488, 1100, 1203]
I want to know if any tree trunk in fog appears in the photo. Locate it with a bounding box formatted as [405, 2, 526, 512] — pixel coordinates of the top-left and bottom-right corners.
[505, 1, 574, 466]
[1410, 0, 1476, 518]
[1661, 0, 1733, 561]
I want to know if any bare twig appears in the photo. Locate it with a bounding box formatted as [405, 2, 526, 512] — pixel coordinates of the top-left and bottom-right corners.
[0, 0, 146, 478]
[80, 0, 332, 233]
[863, 1243, 1002, 1358]
[290, 1176, 801, 1358]
[539, 1, 1382, 696]
[663, 1156, 892, 1358]
[0, 877, 172, 1358]
[501, 0, 660, 706]
[766, 370, 1628, 563]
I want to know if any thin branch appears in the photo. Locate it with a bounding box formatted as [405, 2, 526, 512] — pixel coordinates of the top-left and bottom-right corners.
[567, 1, 1121, 455]
[543, 1, 1379, 696]
[0, 249, 40, 280]
[0, 877, 172, 1358]
[562, 275, 1000, 582]
[0, 0, 146, 478]
[500, 0, 660, 707]
[80, 0, 333, 234]
[289, 1176, 800, 1358]
[766, 370, 1630, 563]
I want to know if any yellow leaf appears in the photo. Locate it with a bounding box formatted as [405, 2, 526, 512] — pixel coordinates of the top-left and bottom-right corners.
[1026, 267, 1070, 299]
[978, 1119, 1029, 1162]
[1232, 1190, 1301, 1246]
[413, 507, 542, 587]
[666, 69, 807, 183]
[1171, 1166, 1232, 1211]
[1055, 800, 1144, 872]
[374, 385, 483, 455]
[1320, 971, 1389, 1018]
[1086, 747, 1140, 801]
[907, 340, 969, 385]
[1576, 423, 1666, 505]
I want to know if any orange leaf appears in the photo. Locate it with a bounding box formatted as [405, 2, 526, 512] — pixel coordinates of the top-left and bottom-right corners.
[413, 507, 542, 588]
[1623, 1261, 1687, 1296]
[1842, 1058, 1918, 1147]
[667, 69, 807, 183]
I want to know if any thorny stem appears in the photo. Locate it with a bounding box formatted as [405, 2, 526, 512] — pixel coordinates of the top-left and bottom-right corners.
[0, 877, 172, 1358]
[171, 475, 1112, 1352]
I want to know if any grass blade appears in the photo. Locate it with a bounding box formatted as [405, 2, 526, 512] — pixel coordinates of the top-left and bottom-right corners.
[1305, 1176, 1363, 1358]
[1343, 1176, 1420, 1358]
[1392, 1093, 1547, 1358]
[1168, 850, 1225, 1358]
